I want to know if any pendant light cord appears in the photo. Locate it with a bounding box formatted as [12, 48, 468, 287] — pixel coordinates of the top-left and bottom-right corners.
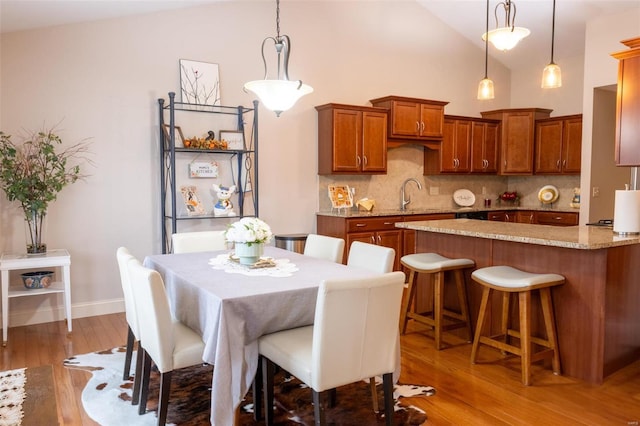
[484, 0, 489, 78]
[550, 0, 556, 63]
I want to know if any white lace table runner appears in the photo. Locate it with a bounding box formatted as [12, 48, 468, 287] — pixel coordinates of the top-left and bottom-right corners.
[208, 254, 298, 277]
[0, 367, 26, 426]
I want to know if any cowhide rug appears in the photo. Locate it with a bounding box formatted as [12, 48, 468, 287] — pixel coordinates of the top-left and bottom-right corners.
[63, 347, 434, 425]
[0, 364, 58, 426]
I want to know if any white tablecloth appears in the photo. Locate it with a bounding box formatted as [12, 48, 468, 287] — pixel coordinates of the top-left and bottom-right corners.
[144, 246, 380, 425]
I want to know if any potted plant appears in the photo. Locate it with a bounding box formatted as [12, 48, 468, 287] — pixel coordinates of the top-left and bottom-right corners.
[224, 217, 273, 265]
[0, 127, 91, 254]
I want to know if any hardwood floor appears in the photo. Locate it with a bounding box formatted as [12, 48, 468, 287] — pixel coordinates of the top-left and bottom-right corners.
[2, 313, 639, 425]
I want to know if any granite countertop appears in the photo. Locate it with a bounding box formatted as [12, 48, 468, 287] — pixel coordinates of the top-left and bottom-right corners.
[396, 219, 640, 250]
[316, 205, 579, 218]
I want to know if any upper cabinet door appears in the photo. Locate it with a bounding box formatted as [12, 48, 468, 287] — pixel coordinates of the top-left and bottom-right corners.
[361, 110, 387, 172]
[332, 108, 362, 173]
[390, 101, 421, 137]
[535, 120, 564, 174]
[562, 116, 583, 173]
[612, 38, 640, 166]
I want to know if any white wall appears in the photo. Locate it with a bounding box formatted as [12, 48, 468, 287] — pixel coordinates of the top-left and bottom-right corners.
[580, 8, 640, 223]
[0, 1, 512, 323]
[1, 1, 637, 324]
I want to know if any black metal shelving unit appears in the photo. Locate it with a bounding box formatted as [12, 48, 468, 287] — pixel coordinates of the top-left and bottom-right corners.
[158, 92, 259, 253]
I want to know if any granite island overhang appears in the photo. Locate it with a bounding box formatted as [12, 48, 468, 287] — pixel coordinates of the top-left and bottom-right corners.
[396, 218, 640, 384]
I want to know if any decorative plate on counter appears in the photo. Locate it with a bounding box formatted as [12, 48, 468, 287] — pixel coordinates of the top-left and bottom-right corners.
[538, 185, 559, 204]
[453, 189, 476, 207]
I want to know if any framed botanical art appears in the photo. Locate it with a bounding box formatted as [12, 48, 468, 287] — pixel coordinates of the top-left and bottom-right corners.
[220, 130, 245, 150]
[179, 59, 221, 106]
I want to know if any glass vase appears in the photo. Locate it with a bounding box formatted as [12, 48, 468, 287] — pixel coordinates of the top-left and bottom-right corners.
[24, 210, 47, 255]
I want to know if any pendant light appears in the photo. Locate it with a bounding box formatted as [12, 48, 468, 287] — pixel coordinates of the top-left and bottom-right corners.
[478, 0, 495, 100]
[243, 0, 313, 117]
[482, 0, 530, 51]
[541, 0, 562, 88]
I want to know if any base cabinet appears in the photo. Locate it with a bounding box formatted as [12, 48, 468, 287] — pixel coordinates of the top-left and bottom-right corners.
[488, 210, 577, 226]
[316, 213, 455, 270]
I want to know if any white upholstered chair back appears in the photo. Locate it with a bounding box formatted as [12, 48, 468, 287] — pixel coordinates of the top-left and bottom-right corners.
[171, 230, 227, 254]
[127, 259, 176, 373]
[346, 241, 395, 273]
[117, 247, 139, 338]
[303, 234, 345, 263]
[311, 271, 405, 391]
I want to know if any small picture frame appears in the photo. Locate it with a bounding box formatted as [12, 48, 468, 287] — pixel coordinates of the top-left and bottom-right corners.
[219, 130, 245, 150]
[162, 125, 185, 146]
[180, 185, 206, 216]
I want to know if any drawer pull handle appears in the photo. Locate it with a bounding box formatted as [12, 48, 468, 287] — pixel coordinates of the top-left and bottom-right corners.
[383, 222, 393, 225]
[355, 223, 367, 227]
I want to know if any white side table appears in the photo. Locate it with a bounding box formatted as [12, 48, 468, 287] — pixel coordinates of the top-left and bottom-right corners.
[0, 249, 71, 346]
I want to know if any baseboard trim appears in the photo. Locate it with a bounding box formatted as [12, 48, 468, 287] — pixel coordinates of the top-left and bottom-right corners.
[7, 298, 124, 328]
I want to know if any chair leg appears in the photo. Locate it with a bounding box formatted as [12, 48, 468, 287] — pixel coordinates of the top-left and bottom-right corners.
[312, 390, 327, 426]
[501, 292, 511, 350]
[131, 343, 143, 405]
[540, 287, 562, 375]
[519, 291, 532, 386]
[138, 349, 152, 415]
[123, 326, 135, 380]
[471, 287, 491, 363]
[454, 269, 473, 342]
[253, 358, 263, 421]
[382, 372, 395, 426]
[369, 377, 379, 412]
[157, 370, 172, 426]
[433, 272, 444, 350]
[262, 356, 275, 426]
[400, 269, 416, 334]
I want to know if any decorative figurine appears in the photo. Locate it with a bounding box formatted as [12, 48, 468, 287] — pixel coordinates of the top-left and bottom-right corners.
[212, 183, 237, 216]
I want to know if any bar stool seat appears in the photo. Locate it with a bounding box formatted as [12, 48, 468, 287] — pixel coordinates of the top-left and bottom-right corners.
[470, 265, 565, 386]
[400, 253, 475, 350]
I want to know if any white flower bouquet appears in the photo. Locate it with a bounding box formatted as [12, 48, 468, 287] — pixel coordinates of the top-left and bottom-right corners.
[224, 217, 273, 246]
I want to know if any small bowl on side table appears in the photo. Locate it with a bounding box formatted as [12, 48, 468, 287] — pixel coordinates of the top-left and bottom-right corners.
[21, 271, 54, 289]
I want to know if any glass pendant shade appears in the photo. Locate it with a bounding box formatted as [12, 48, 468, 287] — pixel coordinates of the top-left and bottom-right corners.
[477, 78, 495, 100]
[244, 79, 313, 116]
[482, 27, 530, 51]
[243, 0, 312, 117]
[541, 63, 562, 88]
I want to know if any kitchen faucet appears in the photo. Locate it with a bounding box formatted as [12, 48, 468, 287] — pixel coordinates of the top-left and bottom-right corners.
[401, 178, 423, 210]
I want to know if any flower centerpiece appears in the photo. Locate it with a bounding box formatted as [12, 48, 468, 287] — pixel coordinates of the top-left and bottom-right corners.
[0, 127, 92, 254]
[224, 217, 273, 265]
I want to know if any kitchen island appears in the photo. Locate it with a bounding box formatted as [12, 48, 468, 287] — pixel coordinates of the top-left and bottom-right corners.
[396, 219, 640, 384]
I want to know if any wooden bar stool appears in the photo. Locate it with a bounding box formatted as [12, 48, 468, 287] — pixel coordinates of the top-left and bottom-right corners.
[400, 253, 475, 350]
[470, 265, 565, 385]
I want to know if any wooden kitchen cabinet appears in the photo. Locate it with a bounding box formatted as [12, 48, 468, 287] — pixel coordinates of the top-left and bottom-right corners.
[424, 116, 471, 174]
[317, 215, 403, 269]
[534, 114, 582, 174]
[481, 108, 552, 175]
[535, 211, 579, 226]
[316, 103, 388, 174]
[612, 38, 640, 166]
[470, 119, 499, 173]
[369, 95, 448, 147]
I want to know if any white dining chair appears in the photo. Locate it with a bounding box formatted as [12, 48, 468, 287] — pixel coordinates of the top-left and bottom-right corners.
[347, 241, 395, 274]
[127, 259, 207, 425]
[346, 240, 396, 411]
[116, 247, 143, 405]
[303, 234, 345, 263]
[258, 271, 405, 426]
[171, 230, 227, 253]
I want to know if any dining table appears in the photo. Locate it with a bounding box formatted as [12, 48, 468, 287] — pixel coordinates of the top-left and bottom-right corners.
[143, 245, 386, 425]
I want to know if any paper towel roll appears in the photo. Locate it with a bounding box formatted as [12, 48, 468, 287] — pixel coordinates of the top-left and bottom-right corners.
[613, 190, 640, 234]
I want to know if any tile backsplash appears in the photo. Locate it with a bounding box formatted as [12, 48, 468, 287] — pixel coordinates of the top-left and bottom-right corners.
[318, 145, 580, 211]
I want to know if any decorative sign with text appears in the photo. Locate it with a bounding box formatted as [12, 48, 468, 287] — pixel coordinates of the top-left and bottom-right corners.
[189, 161, 218, 178]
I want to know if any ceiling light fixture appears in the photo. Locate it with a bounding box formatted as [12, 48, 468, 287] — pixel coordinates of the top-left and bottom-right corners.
[541, 0, 562, 88]
[243, 0, 313, 117]
[478, 0, 495, 100]
[482, 0, 530, 51]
